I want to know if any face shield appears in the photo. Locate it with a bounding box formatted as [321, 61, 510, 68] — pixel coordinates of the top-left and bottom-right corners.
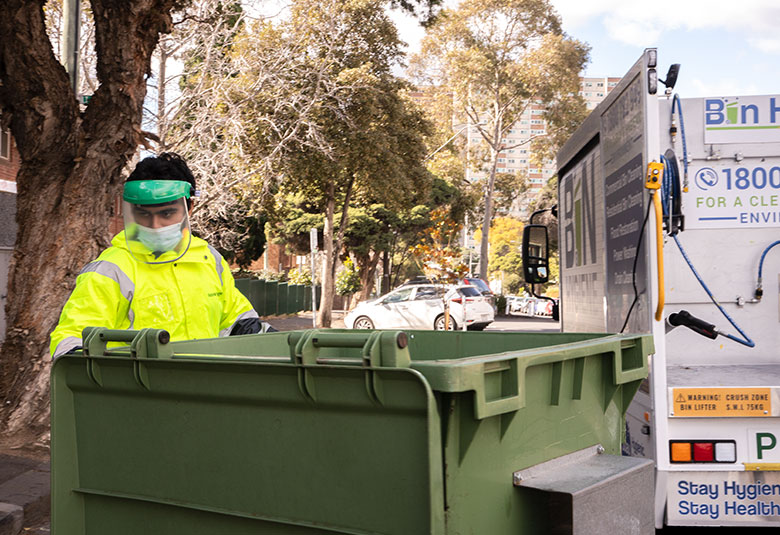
[122, 180, 193, 265]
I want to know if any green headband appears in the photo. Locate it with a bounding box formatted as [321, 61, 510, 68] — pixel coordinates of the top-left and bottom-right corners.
[123, 180, 192, 205]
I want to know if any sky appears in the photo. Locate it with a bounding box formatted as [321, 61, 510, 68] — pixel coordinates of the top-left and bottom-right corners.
[391, 0, 780, 98]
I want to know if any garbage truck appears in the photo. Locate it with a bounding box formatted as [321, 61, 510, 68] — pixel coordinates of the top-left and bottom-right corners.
[523, 48, 780, 528]
[51, 326, 654, 534]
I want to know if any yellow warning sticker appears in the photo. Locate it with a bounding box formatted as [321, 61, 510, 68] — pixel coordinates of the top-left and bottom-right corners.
[670, 388, 772, 417]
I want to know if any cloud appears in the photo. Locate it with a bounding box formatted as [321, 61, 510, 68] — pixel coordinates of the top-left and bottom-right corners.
[749, 37, 780, 54]
[689, 77, 760, 97]
[552, 0, 780, 54]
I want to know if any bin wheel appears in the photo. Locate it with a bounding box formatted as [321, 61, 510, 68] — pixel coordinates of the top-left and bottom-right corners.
[353, 316, 375, 329]
[434, 314, 457, 331]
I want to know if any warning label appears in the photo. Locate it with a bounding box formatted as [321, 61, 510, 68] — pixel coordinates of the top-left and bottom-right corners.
[670, 388, 773, 417]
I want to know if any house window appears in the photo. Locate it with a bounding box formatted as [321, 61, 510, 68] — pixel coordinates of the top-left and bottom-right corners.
[0, 128, 10, 160]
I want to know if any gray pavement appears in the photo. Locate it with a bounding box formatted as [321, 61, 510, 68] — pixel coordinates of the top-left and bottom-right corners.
[486, 313, 560, 332]
[0, 454, 49, 535]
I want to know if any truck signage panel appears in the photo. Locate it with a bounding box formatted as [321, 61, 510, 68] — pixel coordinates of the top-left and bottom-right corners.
[559, 147, 607, 332]
[669, 388, 774, 417]
[601, 75, 643, 174]
[704, 95, 780, 144]
[600, 74, 650, 333]
[684, 161, 780, 229]
[668, 471, 780, 526]
[747, 429, 780, 462]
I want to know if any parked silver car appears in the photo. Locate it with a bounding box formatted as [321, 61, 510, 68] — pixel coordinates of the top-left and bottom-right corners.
[345, 284, 494, 331]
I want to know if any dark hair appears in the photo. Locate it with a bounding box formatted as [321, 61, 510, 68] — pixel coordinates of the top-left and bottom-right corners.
[127, 152, 196, 207]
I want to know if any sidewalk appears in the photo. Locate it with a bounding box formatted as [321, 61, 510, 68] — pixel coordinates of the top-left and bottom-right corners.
[265, 310, 346, 331]
[0, 311, 346, 535]
[0, 454, 49, 535]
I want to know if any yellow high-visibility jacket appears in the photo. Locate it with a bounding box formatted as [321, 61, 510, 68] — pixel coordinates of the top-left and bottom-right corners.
[50, 231, 258, 358]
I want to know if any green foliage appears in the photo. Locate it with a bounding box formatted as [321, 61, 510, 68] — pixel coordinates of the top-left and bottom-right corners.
[210, 210, 267, 269]
[256, 269, 287, 282]
[495, 294, 507, 315]
[484, 216, 524, 277]
[343, 204, 399, 259]
[287, 267, 313, 286]
[335, 258, 362, 296]
[268, 207, 324, 255]
[504, 273, 523, 295]
[410, 0, 590, 277]
[526, 175, 559, 251]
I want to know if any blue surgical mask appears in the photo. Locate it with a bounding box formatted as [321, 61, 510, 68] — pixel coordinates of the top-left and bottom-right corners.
[136, 223, 183, 253]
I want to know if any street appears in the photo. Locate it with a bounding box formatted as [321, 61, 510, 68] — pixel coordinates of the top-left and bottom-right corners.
[485, 314, 560, 332]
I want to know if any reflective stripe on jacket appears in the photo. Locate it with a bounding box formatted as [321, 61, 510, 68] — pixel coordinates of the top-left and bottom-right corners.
[49, 231, 257, 358]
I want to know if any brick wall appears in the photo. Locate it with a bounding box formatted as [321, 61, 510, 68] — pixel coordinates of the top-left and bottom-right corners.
[0, 130, 20, 183]
[248, 242, 301, 273]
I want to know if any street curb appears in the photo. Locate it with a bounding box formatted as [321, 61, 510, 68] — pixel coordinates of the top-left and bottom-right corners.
[0, 502, 22, 535]
[0, 462, 50, 535]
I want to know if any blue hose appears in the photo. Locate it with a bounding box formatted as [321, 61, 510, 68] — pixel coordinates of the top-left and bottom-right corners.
[757, 240, 780, 289]
[671, 234, 755, 347]
[671, 94, 689, 187]
[661, 148, 754, 348]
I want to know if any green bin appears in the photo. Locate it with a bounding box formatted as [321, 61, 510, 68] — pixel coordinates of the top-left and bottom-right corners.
[52, 328, 653, 534]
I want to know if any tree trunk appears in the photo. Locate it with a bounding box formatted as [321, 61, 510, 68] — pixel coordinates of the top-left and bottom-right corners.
[0, 0, 176, 445]
[356, 251, 381, 302]
[478, 148, 501, 279]
[157, 43, 168, 145]
[317, 176, 355, 326]
[381, 250, 390, 294]
[317, 191, 336, 327]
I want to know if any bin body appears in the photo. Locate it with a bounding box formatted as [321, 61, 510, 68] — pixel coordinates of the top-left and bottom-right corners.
[52, 329, 652, 534]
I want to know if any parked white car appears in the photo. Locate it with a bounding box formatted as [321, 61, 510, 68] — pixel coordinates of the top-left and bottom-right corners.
[345, 284, 494, 331]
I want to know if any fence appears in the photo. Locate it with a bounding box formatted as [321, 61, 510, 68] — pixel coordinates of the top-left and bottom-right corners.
[235, 278, 321, 317]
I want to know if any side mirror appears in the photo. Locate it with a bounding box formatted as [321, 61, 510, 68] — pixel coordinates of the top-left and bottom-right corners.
[522, 225, 549, 284]
[661, 63, 680, 90]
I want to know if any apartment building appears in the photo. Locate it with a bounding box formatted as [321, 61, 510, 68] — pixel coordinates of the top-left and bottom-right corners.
[580, 76, 621, 110]
[412, 76, 620, 198]
[490, 76, 621, 191]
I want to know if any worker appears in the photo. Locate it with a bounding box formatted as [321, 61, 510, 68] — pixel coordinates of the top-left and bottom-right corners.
[50, 152, 272, 358]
